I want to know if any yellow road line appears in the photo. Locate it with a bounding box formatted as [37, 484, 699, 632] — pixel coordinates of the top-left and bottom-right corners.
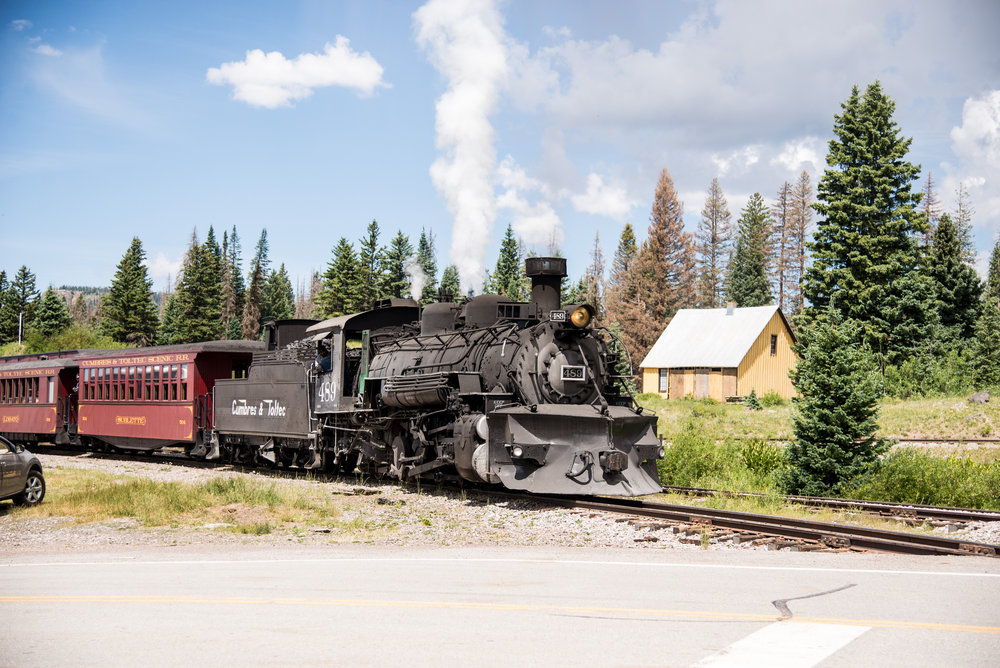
[2, 595, 999, 634]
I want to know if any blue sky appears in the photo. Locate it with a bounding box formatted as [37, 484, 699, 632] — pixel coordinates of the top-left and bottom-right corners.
[1, 0, 998, 296]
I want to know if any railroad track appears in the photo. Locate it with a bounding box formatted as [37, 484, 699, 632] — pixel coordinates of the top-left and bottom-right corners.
[660, 485, 1000, 525]
[32, 446, 999, 557]
[530, 494, 1000, 558]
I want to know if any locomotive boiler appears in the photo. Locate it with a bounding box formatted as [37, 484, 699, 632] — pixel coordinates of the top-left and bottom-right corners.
[210, 257, 664, 496]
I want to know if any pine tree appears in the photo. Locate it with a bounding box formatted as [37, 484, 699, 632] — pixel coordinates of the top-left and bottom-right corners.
[489, 224, 524, 299]
[380, 231, 413, 299]
[984, 239, 1000, 308]
[787, 171, 813, 315]
[920, 170, 942, 245]
[260, 263, 295, 323]
[771, 182, 794, 312]
[972, 298, 1000, 390]
[782, 309, 890, 496]
[800, 82, 926, 365]
[603, 223, 642, 377]
[70, 293, 92, 326]
[174, 240, 224, 343]
[357, 220, 384, 309]
[953, 183, 976, 265]
[101, 238, 160, 346]
[7, 265, 40, 338]
[221, 226, 247, 338]
[0, 270, 13, 344]
[726, 193, 773, 307]
[158, 293, 181, 345]
[33, 287, 72, 338]
[695, 177, 733, 308]
[582, 231, 605, 318]
[242, 229, 270, 339]
[927, 213, 982, 343]
[416, 228, 438, 306]
[439, 264, 461, 301]
[627, 168, 696, 367]
[316, 238, 361, 317]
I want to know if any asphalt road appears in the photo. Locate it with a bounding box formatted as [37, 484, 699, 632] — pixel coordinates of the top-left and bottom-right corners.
[2, 545, 998, 667]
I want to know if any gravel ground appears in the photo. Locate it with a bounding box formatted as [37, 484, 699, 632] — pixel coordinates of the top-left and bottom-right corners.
[0, 453, 746, 555]
[2, 453, 997, 556]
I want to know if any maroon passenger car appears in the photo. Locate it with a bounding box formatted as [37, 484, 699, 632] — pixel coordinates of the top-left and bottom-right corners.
[0, 355, 79, 446]
[72, 341, 262, 452]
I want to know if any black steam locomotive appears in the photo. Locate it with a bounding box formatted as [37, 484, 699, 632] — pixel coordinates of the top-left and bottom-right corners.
[208, 257, 664, 496]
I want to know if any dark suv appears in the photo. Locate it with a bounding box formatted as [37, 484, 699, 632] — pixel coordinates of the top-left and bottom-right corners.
[0, 435, 45, 506]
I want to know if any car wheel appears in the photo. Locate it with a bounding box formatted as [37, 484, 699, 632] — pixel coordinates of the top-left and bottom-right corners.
[13, 470, 45, 507]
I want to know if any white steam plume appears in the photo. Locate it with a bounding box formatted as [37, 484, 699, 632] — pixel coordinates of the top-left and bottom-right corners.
[414, 0, 508, 293]
[404, 255, 428, 301]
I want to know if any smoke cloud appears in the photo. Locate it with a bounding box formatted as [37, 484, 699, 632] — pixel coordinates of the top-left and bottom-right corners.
[404, 255, 428, 301]
[414, 0, 508, 293]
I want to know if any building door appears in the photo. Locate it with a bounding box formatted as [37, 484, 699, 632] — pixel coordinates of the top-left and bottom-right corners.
[695, 368, 709, 399]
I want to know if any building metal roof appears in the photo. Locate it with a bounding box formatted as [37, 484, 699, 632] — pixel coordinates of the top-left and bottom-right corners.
[639, 305, 789, 369]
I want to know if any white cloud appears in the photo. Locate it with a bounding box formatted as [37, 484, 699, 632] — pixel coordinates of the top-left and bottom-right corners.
[32, 43, 62, 57]
[542, 26, 571, 39]
[496, 156, 564, 248]
[771, 137, 823, 176]
[943, 90, 1000, 242]
[415, 0, 509, 292]
[571, 173, 635, 221]
[206, 36, 388, 109]
[144, 253, 182, 291]
[710, 145, 760, 177]
[11, 19, 31, 31]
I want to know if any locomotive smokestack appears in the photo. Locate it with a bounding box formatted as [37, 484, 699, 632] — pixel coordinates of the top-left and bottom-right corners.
[525, 257, 566, 316]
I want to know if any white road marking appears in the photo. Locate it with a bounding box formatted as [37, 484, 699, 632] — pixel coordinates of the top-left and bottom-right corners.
[692, 621, 870, 667]
[5, 556, 1000, 578]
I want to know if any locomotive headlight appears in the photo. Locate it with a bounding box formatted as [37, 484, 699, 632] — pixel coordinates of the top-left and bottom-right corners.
[570, 304, 595, 328]
[512, 445, 524, 458]
[657, 446, 666, 458]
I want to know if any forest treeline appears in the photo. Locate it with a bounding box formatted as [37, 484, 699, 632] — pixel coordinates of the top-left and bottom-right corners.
[2, 81, 999, 402]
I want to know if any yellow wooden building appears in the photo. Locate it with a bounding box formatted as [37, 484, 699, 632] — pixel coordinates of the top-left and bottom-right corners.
[638, 304, 797, 401]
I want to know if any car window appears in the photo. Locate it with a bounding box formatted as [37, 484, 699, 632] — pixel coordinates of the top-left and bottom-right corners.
[0, 441, 11, 454]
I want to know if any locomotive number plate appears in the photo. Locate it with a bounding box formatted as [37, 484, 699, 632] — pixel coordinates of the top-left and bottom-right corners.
[560, 365, 586, 381]
[550, 310, 567, 321]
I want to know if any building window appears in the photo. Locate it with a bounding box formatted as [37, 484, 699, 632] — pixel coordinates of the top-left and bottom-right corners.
[770, 334, 778, 356]
[658, 369, 668, 393]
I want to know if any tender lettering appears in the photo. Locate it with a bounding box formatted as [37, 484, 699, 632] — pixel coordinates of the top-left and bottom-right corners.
[231, 398, 286, 418]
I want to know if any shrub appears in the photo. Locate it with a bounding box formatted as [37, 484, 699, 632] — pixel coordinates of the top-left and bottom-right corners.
[848, 449, 1000, 510]
[760, 391, 784, 407]
[744, 390, 762, 411]
[740, 439, 785, 476]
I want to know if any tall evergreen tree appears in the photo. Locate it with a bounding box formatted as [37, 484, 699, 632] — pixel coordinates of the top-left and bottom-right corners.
[927, 213, 982, 343]
[953, 183, 976, 265]
[787, 170, 813, 315]
[695, 177, 733, 308]
[800, 82, 927, 364]
[260, 263, 295, 323]
[972, 298, 1000, 390]
[439, 264, 461, 301]
[316, 238, 361, 317]
[984, 239, 1000, 308]
[489, 224, 524, 299]
[174, 240, 223, 342]
[581, 231, 605, 318]
[605, 223, 638, 307]
[33, 287, 72, 338]
[628, 168, 696, 367]
[158, 293, 181, 345]
[380, 231, 413, 299]
[101, 238, 160, 346]
[0, 270, 12, 344]
[8, 265, 40, 334]
[726, 193, 773, 307]
[357, 220, 384, 309]
[416, 228, 438, 306]
[920, 170, 942, 245]
[221, 226, 247, 338]
[782, 309, 890, 496]
[771, 182, 793, 312]
[242, 229, 270, 339]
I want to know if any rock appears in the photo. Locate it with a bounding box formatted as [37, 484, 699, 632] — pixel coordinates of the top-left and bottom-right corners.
[967, 390, 990, 404]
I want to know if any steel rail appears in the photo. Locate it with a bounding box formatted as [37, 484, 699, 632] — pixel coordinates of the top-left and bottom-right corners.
[660, 485, 1000, 524]
[527, 494, 999, 558]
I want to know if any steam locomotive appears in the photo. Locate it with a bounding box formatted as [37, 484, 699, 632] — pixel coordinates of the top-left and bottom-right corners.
[0, 258, 663, 496]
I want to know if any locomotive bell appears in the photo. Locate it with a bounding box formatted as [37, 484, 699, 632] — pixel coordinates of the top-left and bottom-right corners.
[525, 257, 567, 315]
